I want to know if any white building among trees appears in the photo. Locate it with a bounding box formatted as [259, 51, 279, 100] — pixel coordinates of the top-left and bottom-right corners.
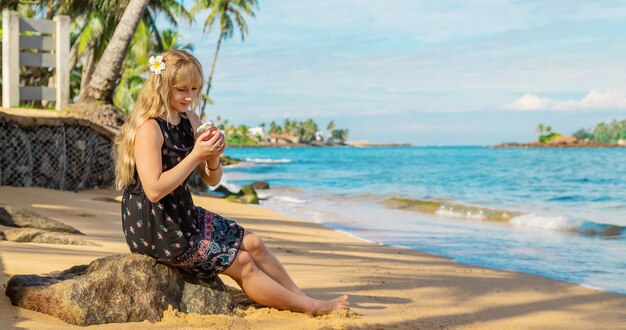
[248, 126, 265, 138]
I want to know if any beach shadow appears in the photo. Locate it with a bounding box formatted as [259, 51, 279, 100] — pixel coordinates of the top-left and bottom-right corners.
[313, 257, 626, 325]
[348, 291, 626, 329]
[0, 248, 23, 329]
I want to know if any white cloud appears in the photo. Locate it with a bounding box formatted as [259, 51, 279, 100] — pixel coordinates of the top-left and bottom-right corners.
[553, 89, 626, 110]
[506, 89, 626, 111]
[505, 93, 553, 111]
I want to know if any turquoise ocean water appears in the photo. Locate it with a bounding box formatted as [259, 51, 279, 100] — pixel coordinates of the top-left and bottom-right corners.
[220, 146, 626, 294]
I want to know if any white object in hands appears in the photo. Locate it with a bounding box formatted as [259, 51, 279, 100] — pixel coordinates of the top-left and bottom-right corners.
[196, 121, 214, 134]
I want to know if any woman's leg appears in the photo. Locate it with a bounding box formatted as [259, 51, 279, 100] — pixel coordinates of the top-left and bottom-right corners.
[221, 250, 349, 315]
[240, 230, 306, 296]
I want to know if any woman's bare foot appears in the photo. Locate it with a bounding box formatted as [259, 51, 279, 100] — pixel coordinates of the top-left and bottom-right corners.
[307, 295, 350, 316]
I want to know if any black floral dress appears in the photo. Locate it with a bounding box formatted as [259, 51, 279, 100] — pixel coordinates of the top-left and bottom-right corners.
[121, 116, 244, 279]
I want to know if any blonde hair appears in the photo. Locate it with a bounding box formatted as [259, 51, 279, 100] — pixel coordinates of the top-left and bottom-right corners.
[113, 49, 204, 190]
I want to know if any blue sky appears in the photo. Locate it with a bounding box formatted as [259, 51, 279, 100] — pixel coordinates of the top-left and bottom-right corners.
[167, 0, 626, 145]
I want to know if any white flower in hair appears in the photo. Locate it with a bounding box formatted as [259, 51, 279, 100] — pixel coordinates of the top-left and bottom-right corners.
[149, 55, 166, 74]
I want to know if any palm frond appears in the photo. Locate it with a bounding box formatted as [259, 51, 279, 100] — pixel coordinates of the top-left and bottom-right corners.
[77, 13, 104, 55]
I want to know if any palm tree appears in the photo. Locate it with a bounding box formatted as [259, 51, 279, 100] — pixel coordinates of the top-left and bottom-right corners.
[535, 124, 546, 136]
[300, 118, 318, 143]
[75, 0, 190, 102]
[77, 12, 106, 99]
[192, 0, 259, 119]
[326, 120, 336, 140]
[112, 20, 153, 113]
[326, 120, 336, 131]
[283, 118, 297, 136]
[268, 121, 282, 135]
[331, 129, 349, 143]
[158, 29, 194, 52]
[2, 0, 191, 117]
[81, 0, 151, 103]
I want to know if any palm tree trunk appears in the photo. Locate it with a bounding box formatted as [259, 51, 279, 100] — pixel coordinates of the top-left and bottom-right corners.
[200, 29, 225, 120]
[81, 0, 150, 104]
[79, 43, 96, 99]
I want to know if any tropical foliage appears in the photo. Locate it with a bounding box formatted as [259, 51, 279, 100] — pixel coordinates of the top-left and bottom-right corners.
[191, 0, 259, 119]
[573, 119, 626, 144]
[535, 123, 560, 143]
[220, 118, 348, 146]
[0, 0, 193, 113]
[535, 124, 552, 136]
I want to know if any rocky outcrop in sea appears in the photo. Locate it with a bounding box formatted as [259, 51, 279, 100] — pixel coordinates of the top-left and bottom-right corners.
[493, 136, 624, 148]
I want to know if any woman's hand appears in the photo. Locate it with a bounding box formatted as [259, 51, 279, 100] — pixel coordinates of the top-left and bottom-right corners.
[190, 128, 225, 162]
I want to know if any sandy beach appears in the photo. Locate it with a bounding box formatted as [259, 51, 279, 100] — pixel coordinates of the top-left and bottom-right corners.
[1, 186, 625, 329]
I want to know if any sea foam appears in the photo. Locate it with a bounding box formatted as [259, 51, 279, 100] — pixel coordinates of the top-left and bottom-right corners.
[244, 158, 292, 163]
[271, 195, 307, 204]
[510, 213, 583, 231]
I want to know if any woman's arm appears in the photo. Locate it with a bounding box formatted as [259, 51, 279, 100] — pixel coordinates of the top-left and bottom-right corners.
[198, 158, 223, 186]
[134, 119, 207, 203]
[186, 111, 224, 186]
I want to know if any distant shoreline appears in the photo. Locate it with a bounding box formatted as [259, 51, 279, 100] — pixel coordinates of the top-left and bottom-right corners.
[492, 141, 625, 149]
[228, 141, 413, 148]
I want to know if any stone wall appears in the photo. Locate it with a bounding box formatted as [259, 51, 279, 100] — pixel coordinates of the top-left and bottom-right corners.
[0, 109, 116, 191]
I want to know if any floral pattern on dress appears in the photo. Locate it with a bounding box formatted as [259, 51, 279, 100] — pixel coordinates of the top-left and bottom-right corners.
[121, 115, 243, 278]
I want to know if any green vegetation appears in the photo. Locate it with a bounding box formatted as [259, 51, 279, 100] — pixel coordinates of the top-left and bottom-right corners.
[216, 117, 349, 146]
[192, 0, 259, 119]
[223, 124, 258, 146]
[534, 120, 626, 145]
[1, 1, 194, 112]
[573, 119, 626, 144]
[0, 0, 257, 118]
[535, 124, 560, 142]
[539, 132, 562, 143]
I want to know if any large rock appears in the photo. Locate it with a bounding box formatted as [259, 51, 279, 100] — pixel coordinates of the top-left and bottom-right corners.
[225, 185, 259, 205]
[5, 254, 238, 326]
[0, 205, 83, 234]
[219, 155, 241, 166]
[1, 228, 97, 246]
[250, 181, 270, 190]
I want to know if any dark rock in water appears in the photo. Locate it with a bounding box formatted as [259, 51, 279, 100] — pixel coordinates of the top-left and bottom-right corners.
[0, 205, 83, 234]
[227, 185, 259, 205]
[193, 183, 259, 204]
[250, 181, 270, 190]
[1, 228, 98, 246]
[5, 254, 237, 326]
[213, 184, 239, 195]
[219, 155, 241, 166]
[236, 194, 259, 205]
[239, 186, 259, 204]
